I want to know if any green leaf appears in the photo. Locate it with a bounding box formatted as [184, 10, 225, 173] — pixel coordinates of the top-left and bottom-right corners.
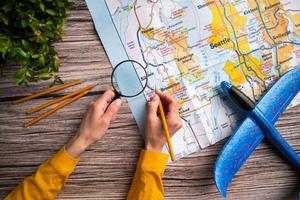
[21, 40, 30, 49]
[53, 55, 60, 71]
[38, 55, 45, 65]
[39, 72, 52, 80]
[0, 35, 11, 56]
[21, 20, 27, 28]
[1, 0, 70, 85]
[2, 3, 12, 12]
[39, 3, 45, 12]
[15, 67, 26, 80]
[45, 9, 56, 16]
[16, 78, 25, 85]
[49, 75, 64, 87]
[1, 16, 9, 25]
[25, 70, 34, 79]
[18, 48, 28, 58]
[31, 54, 39, 59]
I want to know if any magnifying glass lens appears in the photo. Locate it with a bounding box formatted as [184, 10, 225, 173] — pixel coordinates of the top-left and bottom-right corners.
[111, 60, 147, 98]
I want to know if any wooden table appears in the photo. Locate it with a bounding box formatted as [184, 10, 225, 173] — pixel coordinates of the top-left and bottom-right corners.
[0, 1, 299, 199]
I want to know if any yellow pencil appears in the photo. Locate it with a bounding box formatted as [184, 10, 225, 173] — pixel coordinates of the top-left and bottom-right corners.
[13, 80, 82, 105]
[158, 100, 176, 161]
[23, 90, 89, 128]
[26, 83, 97, 115]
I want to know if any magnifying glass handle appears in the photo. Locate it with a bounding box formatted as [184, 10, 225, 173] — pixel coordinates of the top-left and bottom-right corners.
[112, 90, 121, 102]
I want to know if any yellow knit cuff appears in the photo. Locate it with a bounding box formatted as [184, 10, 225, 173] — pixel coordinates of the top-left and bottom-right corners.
[138, 149, 169, 174]
[49, 145, 80, 176]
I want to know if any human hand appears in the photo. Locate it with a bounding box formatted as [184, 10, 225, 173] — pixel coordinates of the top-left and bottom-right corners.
[66, 89, 123, 158]
[145, 90, 182, 152]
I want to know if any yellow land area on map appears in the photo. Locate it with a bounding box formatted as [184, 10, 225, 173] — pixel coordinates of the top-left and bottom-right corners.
[206, 0, 297, 97]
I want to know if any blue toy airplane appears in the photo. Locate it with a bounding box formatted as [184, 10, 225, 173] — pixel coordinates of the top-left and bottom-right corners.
[214, 68, 300, 197]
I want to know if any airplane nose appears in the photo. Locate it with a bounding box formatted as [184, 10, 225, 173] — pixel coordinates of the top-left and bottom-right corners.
[221, 81, 232, 92]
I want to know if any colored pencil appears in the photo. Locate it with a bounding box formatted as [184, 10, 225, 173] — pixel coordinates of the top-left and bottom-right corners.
[23, 90, 89, 128]
[158, 101, 176, 161]
[13, 80, 82, 105]
[26, 83, 97, 115]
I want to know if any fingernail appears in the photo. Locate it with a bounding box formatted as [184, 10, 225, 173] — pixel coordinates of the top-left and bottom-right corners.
[114, 98, 122, 107]
[155, 88, 161, 92]
[120, 97, 126, 102]
[152, 94, 159, 101]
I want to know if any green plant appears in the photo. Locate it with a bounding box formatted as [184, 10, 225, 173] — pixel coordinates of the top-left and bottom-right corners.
[0, 0, 70, 85]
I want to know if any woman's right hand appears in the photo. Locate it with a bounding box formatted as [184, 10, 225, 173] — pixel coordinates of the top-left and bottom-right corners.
[145, 90, 182, 152]
[66, 89, 123, 158]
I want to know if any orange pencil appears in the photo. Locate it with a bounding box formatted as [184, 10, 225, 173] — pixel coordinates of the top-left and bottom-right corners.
[26, 83, 97, 115]
[158, 100, 176, 161]
[13, 80, 82, 105]
[23, 90, 89, 128]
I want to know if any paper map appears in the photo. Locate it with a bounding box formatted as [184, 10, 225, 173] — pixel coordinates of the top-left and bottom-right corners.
[86, 0, 300, 160]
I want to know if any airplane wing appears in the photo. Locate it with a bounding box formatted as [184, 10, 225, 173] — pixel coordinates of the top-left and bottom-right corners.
[214, 68, 300, 197]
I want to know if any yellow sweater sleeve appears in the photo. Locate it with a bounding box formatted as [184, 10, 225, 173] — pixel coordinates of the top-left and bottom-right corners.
[127, 149, 169, 200]
[5, 146, 79, 200]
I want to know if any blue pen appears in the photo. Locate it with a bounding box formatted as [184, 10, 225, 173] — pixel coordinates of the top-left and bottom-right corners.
[221, 81, 300, 171]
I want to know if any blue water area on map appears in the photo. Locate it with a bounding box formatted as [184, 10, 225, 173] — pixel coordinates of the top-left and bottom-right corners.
[114, 62, 144, 96]
[86, 0, 148, 134]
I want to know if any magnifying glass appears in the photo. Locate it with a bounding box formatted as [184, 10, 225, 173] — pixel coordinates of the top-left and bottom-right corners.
[111, 60, 148, 100]
[111, 60, 177, 160]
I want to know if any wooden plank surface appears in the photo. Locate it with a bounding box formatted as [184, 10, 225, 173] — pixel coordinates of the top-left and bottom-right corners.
[0, 0, 299, 199]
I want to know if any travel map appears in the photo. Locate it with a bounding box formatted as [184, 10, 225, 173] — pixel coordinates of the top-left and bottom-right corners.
[86, 0, 300, 159]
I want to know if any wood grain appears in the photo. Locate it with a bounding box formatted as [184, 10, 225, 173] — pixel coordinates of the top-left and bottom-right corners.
[0, 0, 299, 199]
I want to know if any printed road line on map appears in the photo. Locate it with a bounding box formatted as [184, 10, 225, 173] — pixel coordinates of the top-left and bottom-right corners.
[218, 0, 258, 99]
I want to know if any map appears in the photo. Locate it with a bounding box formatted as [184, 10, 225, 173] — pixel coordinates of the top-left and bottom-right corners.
[86, 0, 300, 160]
